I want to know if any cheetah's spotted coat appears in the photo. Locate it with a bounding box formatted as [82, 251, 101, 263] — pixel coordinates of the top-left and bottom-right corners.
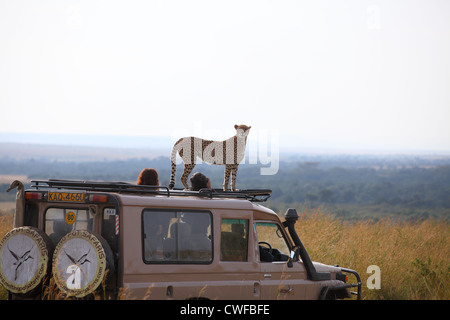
[169, 125, 251, 191]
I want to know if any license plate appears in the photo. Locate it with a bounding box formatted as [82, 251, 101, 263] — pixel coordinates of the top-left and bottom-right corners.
[48, 192, 85, 202]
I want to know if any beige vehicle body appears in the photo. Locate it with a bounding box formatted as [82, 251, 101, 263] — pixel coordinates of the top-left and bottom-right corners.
[0, 180, 361, 300]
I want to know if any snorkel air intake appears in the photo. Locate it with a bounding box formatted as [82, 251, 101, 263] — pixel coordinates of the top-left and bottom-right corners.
[283, 208, 330, 281]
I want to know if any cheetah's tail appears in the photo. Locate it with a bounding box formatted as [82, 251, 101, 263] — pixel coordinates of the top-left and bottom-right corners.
[168, 139, 182, 189]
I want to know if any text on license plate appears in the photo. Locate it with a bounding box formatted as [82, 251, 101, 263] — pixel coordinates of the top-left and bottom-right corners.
[48, 192, 85, 202]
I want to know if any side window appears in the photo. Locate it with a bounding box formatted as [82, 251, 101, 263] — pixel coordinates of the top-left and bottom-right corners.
[45, 208, 94, 246]
[220, 219, 249, 261]
[142, 210, 212, 264]
[255, 222, 290, 262]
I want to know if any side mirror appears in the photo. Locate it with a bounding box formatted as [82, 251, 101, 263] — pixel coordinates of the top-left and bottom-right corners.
[287, 246, 300, 268]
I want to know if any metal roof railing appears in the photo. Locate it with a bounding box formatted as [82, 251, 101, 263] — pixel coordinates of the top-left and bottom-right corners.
[30, 179, 272, 202]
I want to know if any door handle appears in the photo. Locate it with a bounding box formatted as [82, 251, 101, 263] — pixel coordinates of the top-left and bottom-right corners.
[253, 282, 260, 296]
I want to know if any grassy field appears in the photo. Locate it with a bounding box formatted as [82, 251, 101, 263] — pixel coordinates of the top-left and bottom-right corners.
[295, 206, 449, 300]
[0, 205, 448, 300]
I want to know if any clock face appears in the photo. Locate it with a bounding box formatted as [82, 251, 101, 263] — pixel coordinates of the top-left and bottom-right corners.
[52, 231, 106, 298]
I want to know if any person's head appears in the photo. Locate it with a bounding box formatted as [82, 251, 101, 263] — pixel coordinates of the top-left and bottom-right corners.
[137, 168, 159, 186]
[190, 172, 210, 191]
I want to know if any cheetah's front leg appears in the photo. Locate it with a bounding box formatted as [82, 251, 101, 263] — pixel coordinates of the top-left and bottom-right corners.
[230, 165, 239, 191]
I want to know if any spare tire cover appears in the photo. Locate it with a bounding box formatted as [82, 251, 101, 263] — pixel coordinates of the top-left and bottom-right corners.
[0, 227, 53, 294]
[52, 230, 114, 298]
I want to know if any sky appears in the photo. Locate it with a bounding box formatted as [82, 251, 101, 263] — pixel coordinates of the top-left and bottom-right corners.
[0, 0, 449, 153]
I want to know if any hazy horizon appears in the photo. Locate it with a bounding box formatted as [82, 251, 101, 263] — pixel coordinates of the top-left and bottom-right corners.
[1, 131, 449, 156]
[1, 1, 449, 154]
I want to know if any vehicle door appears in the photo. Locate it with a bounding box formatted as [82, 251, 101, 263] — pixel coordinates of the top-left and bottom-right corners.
[217, 217, 260, 299]
[255, 221, 308, 299]
[135, 209, 260, 300]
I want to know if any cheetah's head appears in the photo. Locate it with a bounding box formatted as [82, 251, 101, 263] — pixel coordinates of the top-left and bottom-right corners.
[234, 124, 251, 138]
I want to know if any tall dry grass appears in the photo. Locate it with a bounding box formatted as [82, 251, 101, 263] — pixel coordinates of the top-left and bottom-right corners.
[295, 205, 450, 300]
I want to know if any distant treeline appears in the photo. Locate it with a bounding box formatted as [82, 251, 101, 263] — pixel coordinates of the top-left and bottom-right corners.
[1, 155, 450, 220]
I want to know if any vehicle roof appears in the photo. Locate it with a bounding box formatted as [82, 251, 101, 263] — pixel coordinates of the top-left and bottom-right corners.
[28, 179, 280, 220]
[114, 192, 278, 218]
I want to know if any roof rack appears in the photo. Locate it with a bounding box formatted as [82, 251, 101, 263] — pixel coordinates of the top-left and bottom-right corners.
[30, 179, 272, 202]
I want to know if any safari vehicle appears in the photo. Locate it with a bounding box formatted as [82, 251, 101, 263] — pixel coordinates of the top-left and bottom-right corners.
[0, 179, 361, 300]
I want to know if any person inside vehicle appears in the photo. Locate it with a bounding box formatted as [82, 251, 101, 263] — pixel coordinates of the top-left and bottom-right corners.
[137, 168, 159, 186]
[189, 172, 212, 191]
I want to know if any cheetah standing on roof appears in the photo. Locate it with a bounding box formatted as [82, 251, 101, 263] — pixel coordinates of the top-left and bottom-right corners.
[169, 125, 251, 191]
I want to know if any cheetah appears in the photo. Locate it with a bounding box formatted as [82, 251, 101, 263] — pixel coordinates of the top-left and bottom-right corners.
[168, 125, 251, 191]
